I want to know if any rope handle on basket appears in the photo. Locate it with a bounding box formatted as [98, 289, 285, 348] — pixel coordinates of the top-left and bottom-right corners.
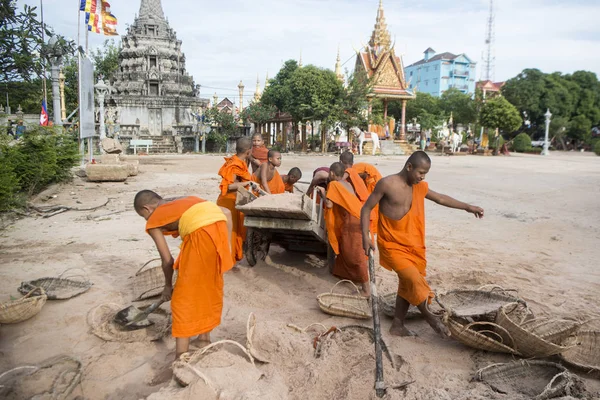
[426, 291, 444, 317]
[180, 339, 255, 366]
[501, 302, 531, 324]
[326, 302, 371, 316]
[330, 280, 362, 296]
[22, 287, 46, 299]
[463, 321, 517, 350]
[477, 284, 519, 296]
[541, 371, 570, 398]
[58, 267, 91, 283]
[136, 258, 162, 275]
[287, 323, 329, 334]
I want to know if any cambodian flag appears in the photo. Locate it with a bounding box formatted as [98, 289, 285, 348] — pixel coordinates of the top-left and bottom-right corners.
[40, 100, 49, 126]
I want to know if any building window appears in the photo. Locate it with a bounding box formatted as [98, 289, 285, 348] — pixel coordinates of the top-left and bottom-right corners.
[410, 71, 413, 76]
[149, 82, 159, 96]
[425, 67, 429, 72]
[148, 26, 156, 36]
[434, 79, 438, 84]
[434, 65, 438, 71]
[425, 80, 429, 86]
[149, 56, 157, 68]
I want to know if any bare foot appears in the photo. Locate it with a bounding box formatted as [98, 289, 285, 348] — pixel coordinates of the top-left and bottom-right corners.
[390, 320, 417, 337]
[424, 315, 450, 337]
[191, 339, 211, 349]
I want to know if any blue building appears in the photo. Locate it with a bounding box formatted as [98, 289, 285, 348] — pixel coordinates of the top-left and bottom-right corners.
[404, 48, 476, 97]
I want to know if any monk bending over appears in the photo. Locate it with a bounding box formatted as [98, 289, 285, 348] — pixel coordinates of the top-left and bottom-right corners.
[307, 167, 330, 199]
[134, 190, 234, 359]
[339, 151, 370, 202]
[360, 151, 484, 337]
[249, 133, 269, 173]
[252, 150, 285, 194]
[217, 137, 253, 263]
[320, 162, 370, 296]
[282, 167, 302, 193]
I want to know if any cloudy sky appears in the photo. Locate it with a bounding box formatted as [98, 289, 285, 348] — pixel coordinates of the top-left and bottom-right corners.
[20, 0, 600, 106]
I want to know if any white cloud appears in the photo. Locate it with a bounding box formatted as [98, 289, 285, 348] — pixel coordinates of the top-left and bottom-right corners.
[19, 0, 600, 105]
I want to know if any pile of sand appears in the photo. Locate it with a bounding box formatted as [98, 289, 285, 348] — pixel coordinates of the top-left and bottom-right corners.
[242, 193, 304, 212]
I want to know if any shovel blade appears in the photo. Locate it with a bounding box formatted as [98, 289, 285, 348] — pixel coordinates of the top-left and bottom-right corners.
[113, 305, 153, 330]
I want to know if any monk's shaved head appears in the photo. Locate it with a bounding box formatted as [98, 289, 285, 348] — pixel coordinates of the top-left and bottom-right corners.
[406, 151, 431, 168]
[340, 151, 354, 166]
[267, 149, 280, 159]
[134, 190, 162, 212]
[236, 137, 252, 154]
[252, 133, 262, 140]
[288, 167, 302, 179]
[330, 162, 346, 178]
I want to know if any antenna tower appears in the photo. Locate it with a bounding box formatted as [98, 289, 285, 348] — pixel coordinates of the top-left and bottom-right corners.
[482, 0, 495, 81]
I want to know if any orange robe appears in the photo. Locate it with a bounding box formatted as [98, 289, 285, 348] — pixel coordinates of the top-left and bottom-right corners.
[216, 155, 251, 263]
[284, 180, 294, 193]
[251, 146, 269, 173]
[325, 181, 369, 284]
[345, 167, 370, 202]
[145, 198, 233, 338]
[252, 168, 285, 194]
[353, 163, 383, 234]
[377, 182, 433, 306]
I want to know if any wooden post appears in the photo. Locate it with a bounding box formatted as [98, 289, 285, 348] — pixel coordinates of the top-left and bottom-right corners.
[369, 252, 386, 397]
[301, 122, 307, 152]
[321, 124, 326, 154]
[383, 99, 388, 121]
[400, 99, 407, 141]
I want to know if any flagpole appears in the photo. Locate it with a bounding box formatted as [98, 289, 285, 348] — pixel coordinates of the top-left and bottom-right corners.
[77, 0, 85, 165]
[40, 0, 48, 115]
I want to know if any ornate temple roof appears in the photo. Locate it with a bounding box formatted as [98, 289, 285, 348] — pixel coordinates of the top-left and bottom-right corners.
[111, 0, 201, 101]
[355, 0, 414, 100]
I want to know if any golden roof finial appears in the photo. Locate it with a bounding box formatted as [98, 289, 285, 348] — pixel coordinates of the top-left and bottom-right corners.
[369, 0, 391, 52]
[299, 50, 303, 67]
[254, 74, 261, 101]
[265, 71, 269, 89]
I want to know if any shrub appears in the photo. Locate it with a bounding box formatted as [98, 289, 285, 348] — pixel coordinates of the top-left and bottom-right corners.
[512, 133, 532, 152]
[594, 140, 600, 156]
[488, 135, 505, 150]
[0, 127, 78, 211]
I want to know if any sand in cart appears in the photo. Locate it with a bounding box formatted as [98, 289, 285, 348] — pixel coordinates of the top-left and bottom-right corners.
[242, 193, 304, 211]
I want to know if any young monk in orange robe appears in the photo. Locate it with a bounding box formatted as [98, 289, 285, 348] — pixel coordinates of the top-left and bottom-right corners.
[361, 151, 484, 337]
[134, 190, 234, 359]
[319, 162, 370, 296]
[339, 151, 370, 202]
[343, 156, 383, 234]
[217, 137, 253, 263]
[252, 150, 285, 194]
[249, 133, 269, 173]
[281, 167, 302, 193]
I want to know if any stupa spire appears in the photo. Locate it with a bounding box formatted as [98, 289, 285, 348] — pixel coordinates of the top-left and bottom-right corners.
[369, 0, 391, 51]
[335, 46, 344, 82]
[139, 0, 166, 21]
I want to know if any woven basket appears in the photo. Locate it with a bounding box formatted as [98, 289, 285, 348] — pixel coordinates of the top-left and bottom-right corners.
[436, 287, 523, 321]
[86, 303, 171, 342]
[475, 360, 584, 400]
[132, 259, 178, 301]
[317, 280, 371, 319]
[246, 312, 270, 363]
[443, 314, 519, 354]
[496, 303, 576, 358]
[0, 287, 47, 324]
[560, 330, 600, 373]
[19, 268, 92, 300]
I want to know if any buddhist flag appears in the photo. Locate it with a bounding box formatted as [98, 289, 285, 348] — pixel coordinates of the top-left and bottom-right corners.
[101, 1, 118, 36]
[85, 12, 101, 33]
[40, 100, 49, 126]
[79, 0, 97, 13]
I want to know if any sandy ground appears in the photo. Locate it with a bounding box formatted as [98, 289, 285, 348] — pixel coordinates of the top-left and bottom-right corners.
[1, 151, 599, 399]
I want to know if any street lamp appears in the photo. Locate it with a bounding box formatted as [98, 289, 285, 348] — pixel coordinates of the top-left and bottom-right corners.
[94, 78, 109, 146]
[542, 108, 552, 156]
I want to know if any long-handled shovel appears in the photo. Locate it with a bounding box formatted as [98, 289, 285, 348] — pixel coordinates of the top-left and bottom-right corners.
[113, 300, 165, 330]
[368, 250, 386, 398]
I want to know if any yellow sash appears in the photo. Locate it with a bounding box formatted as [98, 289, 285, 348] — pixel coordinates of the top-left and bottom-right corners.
[178, 202, 227, 239]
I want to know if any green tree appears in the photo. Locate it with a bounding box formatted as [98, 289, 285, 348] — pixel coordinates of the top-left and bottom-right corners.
[90, 39, 120, 82]
[337, 70, 371, 131]
[480, 96, 522, 134]
[240, 102, 277, 127]
[512, 132, 532, 152]
[439, 88, 476, 125]
[261, 60, 299, 116]
[567, 115, 592, 143]
[549, 115, 570, 149]
[502, 68, 547, 125]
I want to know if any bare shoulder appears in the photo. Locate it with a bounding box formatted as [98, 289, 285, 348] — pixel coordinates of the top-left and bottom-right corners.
[378, 175, 401, 191]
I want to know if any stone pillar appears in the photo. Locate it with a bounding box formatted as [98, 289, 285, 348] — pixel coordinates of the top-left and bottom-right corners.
[237, 81, 244, 113]
[321, 124, 326, 154]
[400, 99, 407, 140]
[50, 60, 62, 126]
[59, 67, 66, 122]
[95, 79, 109, 146]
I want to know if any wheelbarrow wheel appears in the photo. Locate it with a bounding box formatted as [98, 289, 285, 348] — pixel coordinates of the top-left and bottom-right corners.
[245, 229, 271, 267]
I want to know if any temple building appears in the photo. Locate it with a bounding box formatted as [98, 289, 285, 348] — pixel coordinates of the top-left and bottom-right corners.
[354, 0, 415, 142]
[109, 0, 208, 152]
